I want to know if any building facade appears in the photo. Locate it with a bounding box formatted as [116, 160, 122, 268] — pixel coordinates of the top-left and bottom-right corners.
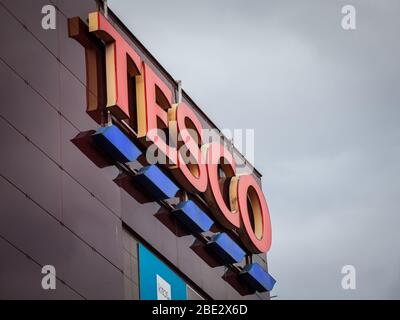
[0, 0, 274, 300]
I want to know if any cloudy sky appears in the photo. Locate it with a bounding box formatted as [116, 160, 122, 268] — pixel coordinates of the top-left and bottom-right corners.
[108, 0, 400, 299]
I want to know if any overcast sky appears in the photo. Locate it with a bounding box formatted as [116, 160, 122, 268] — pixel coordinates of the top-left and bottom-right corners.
[108, 0, 400, 299]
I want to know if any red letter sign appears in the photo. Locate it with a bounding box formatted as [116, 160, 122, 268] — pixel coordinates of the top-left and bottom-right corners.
[237, 174, 272, 253]
[89, 11, 141, 120]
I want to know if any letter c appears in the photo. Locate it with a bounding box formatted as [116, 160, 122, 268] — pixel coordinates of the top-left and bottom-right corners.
[203, 142, 241, 229]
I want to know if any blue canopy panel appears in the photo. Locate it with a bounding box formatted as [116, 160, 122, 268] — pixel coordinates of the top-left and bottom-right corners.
[172, 200, 214, 234]
[240, 263, 276, 292]
[133, 165, 179, 200]
[92, 125, 141, 163]
[207, 232, 246, 264]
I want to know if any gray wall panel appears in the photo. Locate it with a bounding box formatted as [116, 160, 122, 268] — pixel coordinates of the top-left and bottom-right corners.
[0, 237, 83, 299]
[0, 116, 63, 221]
[0, 4, 60, 110]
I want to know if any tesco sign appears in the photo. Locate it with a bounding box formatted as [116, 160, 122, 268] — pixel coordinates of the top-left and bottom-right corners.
[69, 11, 272, 255]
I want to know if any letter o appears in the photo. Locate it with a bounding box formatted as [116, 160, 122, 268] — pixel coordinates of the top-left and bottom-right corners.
[237, 174, 272, 253]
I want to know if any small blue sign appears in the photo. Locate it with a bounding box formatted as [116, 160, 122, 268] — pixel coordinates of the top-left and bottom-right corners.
[138, 243, 187, 300]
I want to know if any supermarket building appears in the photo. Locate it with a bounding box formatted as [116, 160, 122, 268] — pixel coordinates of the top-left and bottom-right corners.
[0, 0, 275, 300]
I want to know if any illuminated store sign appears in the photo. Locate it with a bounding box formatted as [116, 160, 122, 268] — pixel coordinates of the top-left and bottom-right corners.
[68, 10, 275, 294]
